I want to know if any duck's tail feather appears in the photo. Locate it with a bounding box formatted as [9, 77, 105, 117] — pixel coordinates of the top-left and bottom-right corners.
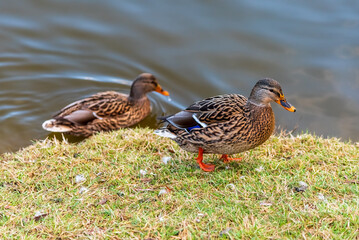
[154, 128, 177, 139]
[42, 119, 72, 132]
[157, 114, 173, 123]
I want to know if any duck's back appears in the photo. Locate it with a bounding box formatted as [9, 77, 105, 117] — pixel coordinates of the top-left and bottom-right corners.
[43, 91, 151, 136]
[54, 91, 130, 118]
[186, 94, 247, 124]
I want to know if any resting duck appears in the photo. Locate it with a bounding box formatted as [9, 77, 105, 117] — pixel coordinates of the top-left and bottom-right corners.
[155, 78, 296, 172]
[42, 73, 169, 137]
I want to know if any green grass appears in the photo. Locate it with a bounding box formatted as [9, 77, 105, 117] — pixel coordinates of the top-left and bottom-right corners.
[0, 128, 358, 239]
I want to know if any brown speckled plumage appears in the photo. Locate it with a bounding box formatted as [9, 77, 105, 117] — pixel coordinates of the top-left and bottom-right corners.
[42, 73, 169, 137]
[155, 78, 296, 172]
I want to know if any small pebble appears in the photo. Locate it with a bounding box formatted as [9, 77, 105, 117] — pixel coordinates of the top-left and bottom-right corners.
[295, 181, 308, 192]
[75, 175, 86, 183]
[79, 187, 89, 194]
[195, 213, 205, 223]
[298, 181, 308, 187]
[255, 166, 264, 172]
[158, 214, 165, 222]
[158, 188, 167, 196]
[34, 211, 48, 221]
[219, 227, 232, 236]
[139, 169, 147, 176]
[260, 202, 273, 206]
[117, 192, 125, 197]
[162, 156, 172, 164]
[34, 211, 44, 218]
[225, 184, 236, 191]
[318, 193, 327, 201]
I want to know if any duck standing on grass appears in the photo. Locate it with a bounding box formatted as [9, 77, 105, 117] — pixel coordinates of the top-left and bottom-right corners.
[155, 78, 296, 172]
[42, 73, 169, 137]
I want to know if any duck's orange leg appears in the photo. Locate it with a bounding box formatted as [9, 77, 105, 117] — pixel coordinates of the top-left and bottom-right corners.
[220, 154, 242, 163]
[196, 148, 215, 172]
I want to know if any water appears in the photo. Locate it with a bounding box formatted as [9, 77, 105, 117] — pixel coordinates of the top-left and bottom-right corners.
[0, 1, 358, 153]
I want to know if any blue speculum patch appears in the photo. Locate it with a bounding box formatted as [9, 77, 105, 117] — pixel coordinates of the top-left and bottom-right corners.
[187, 125, 201, 131]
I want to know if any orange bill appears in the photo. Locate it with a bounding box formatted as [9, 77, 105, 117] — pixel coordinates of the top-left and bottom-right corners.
[275, 95, 296, 112]
[155, 85, 170, 96]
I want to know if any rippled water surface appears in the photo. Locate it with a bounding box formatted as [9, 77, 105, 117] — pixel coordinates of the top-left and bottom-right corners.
[0, 1, 359, 153]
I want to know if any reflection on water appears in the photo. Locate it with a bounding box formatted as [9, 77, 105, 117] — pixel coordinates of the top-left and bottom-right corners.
[0, 1, 359, 153]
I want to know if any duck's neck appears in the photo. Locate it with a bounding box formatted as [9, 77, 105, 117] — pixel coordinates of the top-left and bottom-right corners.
[245, 99, 275, 138]
[245, 99, 273, 119]
[246, 97, 271, 108]
[129, 87, 147, 101]
[247, 88, 273, 107]
[246, 99, 268, 108]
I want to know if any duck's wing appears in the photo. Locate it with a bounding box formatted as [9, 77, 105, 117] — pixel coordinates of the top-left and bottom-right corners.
[186, 94, 247, 123]
[162, 94, 247, 130]
[53, 91, 131, 125]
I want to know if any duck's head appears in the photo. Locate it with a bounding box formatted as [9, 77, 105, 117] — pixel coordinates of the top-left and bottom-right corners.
[130, 73, 169, 99]
[248, 78, 296, 112]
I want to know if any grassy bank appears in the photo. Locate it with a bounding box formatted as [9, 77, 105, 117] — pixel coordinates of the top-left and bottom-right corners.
[0, 128, 358, 239]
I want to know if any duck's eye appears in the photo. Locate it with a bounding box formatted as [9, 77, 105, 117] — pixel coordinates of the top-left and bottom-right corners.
[268, 88, 280, 97]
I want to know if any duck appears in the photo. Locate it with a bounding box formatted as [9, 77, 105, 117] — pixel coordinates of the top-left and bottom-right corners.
[154, 78, 296, 172]
[42, 73, 169, 137]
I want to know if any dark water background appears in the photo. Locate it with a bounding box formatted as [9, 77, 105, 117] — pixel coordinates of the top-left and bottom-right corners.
[0, 1, 358, 153]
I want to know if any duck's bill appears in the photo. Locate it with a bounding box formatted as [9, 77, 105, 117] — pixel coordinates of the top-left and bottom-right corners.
[276, 99, 296, 112]
[155, 85, 170, 96]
